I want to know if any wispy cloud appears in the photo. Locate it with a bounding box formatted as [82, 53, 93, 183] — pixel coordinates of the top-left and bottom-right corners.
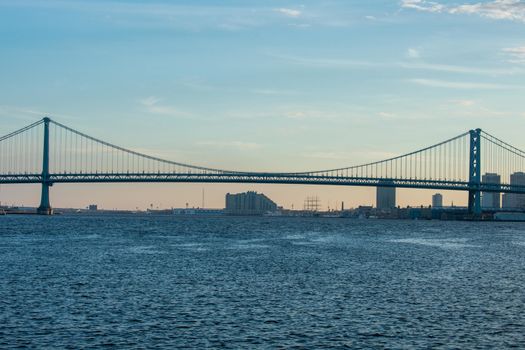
[284, 109, 340, 120]
[267, 53, 380, 68]
[0, 105, 75, 122]
[398, 61, 523, 75]
[196, 140, 262, 151]
[409, 78, 517, 89]
[502, 46, 525, 63]
[0, 1, 345, 30]
[304, 151, 353, 160]
[270, 52, 524, 75]
[376, 111, 435, 121]
[407, 48, 421, 59]
[251, 89, 299, 96]
[274, 8, 302, 18]
[140, 96, 161, 107]
[451, 99, 476, 107]
[304, 150, 397, 161]
[139, 96, 192, 118]
[401, 0, 525, 23]
[177, 78, 218, 92]
[378, 111, 397, 118]
[401, 0, 445, 13]
[442, 100, 512, 118]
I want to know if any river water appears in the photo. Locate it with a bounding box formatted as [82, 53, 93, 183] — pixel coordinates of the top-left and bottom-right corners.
[1, 215, 524, 348]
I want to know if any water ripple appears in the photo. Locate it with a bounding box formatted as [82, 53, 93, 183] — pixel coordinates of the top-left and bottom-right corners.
[0, 216, 524, 348]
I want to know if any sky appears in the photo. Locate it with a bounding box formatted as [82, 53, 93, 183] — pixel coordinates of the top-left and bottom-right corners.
[1, 0, 525, 210]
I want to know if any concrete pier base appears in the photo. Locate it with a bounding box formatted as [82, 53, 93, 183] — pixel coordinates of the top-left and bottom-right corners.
[37, 181, 53, 215]
[37, 206, 53, 215]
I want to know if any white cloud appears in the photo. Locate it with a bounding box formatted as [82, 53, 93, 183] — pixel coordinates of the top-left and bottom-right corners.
[401, 0, 445, 13]
[450, 0, 525, 22]
[140, 96, 161, 106]
[399, 61, 524, 75]
[274, 8, 302, 18]
[286, 111, 309, 120]
[451, 99, 476, 107]
[502, 46, 525, 63]
[407, 48, 421, 59]
[402, 0, 525, 23]
[409, 78, 516, 89]
[378, 112, 396, 118]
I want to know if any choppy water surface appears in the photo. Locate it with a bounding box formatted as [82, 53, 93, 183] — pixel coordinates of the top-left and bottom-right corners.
[1, 215, 525, 348]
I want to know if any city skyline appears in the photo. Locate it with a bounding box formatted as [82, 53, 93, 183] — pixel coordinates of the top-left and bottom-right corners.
[1, 0, 525, 209]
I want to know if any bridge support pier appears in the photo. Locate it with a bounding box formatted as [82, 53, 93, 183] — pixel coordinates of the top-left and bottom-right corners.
[37, 182, 53, 215]
[468, 190, 481, 218]
[37, 117, 53, 215]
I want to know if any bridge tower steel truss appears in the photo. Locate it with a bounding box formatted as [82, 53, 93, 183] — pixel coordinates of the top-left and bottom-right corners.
[37, 117, 53, 215]
[468, 128, 481, 217]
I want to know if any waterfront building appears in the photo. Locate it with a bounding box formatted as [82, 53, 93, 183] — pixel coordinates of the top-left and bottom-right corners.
[172, 208, 224, 216]
[376, 182, 396, 210]
[432, 193, 443, 208]
[225, 191, 278, 215]
[502, 172, 525, 210]
[481, 173, 501, 209]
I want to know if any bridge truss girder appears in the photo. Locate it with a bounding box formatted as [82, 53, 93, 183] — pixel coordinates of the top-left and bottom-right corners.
[2, 172, 525, 193]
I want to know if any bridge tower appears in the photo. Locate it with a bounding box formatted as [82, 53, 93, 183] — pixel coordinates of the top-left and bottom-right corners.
[37, 117, 53, 215]
[468, 128, 481, 217]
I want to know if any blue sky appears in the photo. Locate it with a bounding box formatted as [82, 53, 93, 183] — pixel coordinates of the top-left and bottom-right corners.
[1, 0, 525, 209]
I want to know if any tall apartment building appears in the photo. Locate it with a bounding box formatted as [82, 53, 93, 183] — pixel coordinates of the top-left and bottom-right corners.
[225, 191, 278, 215]
[376, 181, 396, 210]
[481, 173, 501, 209]
[432, 193, 443, 208]
[503, 172, 525, 210]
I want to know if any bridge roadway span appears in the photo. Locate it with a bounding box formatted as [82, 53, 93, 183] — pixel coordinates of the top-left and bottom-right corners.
[0, 172, 520, 194]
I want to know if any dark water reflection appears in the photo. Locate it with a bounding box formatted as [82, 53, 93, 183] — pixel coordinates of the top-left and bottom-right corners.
[1, 215, 525, 348]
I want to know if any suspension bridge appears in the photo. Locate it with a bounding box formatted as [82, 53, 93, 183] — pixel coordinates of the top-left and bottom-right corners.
[1, 117, 524, 216]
